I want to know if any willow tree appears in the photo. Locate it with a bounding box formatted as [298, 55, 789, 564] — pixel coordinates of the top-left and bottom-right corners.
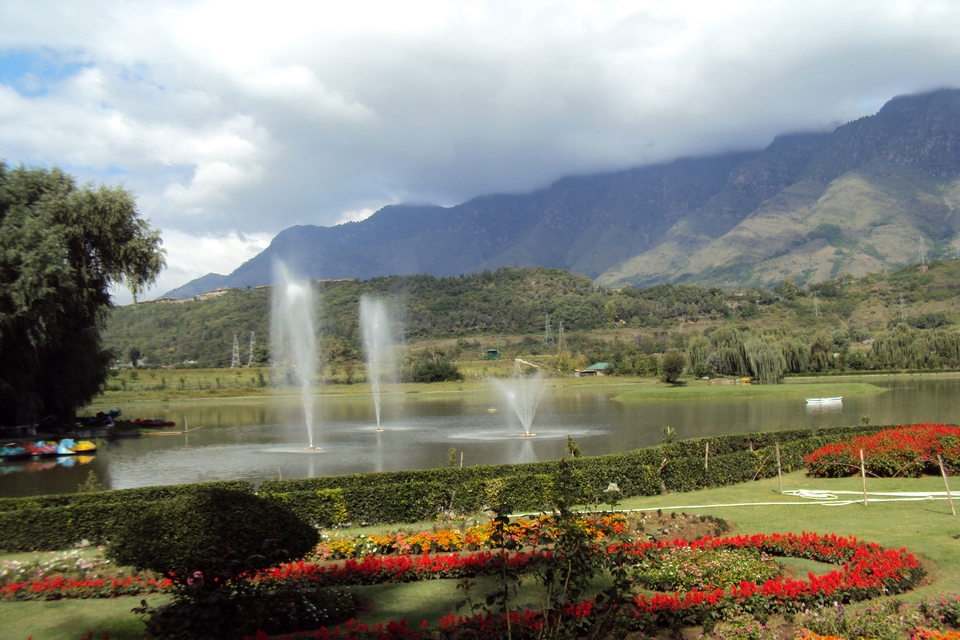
[710, 326, 748, 376]
[808, 332, 834, 372]
[780, 337, 809, 373]
[686, 335, 711, 372]
[745, 339, 787, 384]
[0, 163, 165, 424]
[872, 323, 917, 370]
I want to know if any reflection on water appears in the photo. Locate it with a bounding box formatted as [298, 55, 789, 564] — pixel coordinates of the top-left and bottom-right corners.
[3, 375, 960, 497]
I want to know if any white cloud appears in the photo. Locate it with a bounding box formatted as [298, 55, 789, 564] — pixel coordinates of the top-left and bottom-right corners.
[3, 0, 960, 295]
[110, 229, 272, 304]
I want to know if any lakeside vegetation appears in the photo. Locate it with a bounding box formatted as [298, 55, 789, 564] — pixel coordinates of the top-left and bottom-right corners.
[102, 260, 960, 389]
[613, 381, 885, 402]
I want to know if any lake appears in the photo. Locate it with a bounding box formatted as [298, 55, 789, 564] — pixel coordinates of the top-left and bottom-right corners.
[2, 374, 959, 497]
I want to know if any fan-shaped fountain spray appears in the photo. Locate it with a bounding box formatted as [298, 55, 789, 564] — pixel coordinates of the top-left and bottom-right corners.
[493, 360, 546, 437]
[360, 296, 396, 433]
[271, 262, 319, 449]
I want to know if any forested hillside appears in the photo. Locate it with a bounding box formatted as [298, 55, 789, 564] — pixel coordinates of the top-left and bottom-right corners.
[106, 260, 960, 376]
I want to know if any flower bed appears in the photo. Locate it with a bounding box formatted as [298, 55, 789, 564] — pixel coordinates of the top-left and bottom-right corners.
[266, 532, 923, 625]
[805, 423, 960, 478]
[0, 548, 172, 601]
[312, 513, 628, 561]
[0, 574, 173, 601]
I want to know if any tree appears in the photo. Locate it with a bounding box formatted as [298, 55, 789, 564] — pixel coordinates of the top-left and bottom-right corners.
[659, 350, 686, 384]
[127, 346, 141, 367]
[0, 163, 164, 424]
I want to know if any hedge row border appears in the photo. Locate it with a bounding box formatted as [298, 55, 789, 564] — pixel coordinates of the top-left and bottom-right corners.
[0, 425, 892, 551]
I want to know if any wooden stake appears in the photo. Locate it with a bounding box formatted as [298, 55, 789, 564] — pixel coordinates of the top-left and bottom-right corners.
[775, 442, 783, 494]
[460, 451, 464, 469]
[939, 455, 956, 516]
[705, 442, 709, 471]
[860, 449, 867, 506]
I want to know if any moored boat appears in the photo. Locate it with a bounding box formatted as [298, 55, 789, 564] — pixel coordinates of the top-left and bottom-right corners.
[0, 444, 31, 461]
[28, 441, 60, 458]
[805, 396, 843, 404]
[55, 438, 97, 455]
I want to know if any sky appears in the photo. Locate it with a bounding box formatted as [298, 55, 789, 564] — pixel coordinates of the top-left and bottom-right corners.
[1, 1, 959, 303]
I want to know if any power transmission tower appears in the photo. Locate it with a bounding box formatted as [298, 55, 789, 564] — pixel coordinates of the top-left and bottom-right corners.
[918, 236, 927, 265]
[899, 294, 907, 320]
[231, 334, 240, 368]
[955, 233, 960, 259]
[812, 293, 822, 317]
[543, 314, 554, 344]
[247, 331, 255, 367]
[557, 321, 566, 354]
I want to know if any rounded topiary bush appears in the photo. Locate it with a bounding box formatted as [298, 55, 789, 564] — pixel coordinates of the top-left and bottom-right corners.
[107, 487, 318, 580]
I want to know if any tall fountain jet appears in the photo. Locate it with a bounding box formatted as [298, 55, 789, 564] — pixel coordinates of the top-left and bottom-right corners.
[494, 360, 546, 437]
[360, 295, 396, 432]
[271, 262, 319, 449]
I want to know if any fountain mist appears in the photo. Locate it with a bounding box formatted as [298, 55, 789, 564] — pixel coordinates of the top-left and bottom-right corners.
[493, 360, 546, 436]
[271, 263, 319, 449]
[360, 296, 396, 432]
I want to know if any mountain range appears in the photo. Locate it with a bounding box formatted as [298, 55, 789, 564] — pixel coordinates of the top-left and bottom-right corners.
[165, 88, 960, 299]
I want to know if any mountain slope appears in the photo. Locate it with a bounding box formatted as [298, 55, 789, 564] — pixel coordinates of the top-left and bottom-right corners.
[601, 89, 960, 288]
[166, 89, 960, 299]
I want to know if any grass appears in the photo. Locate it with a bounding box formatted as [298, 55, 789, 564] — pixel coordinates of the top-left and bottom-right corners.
[0, 595, 170, 640]
[613, 381, 885, 402]
[84, 366, 650, 410]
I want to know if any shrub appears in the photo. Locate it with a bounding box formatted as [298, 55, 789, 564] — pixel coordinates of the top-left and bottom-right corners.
[0, 480, 254, 552]
[659, 350, 686, 383]
[408, 359, 464, 382]
[107, 488, 318, 581]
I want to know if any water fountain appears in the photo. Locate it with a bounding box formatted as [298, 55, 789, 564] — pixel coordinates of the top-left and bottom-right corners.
[271, 262, 319, 449]
[360, 295, 396, 433]
[493, 360, 546, 437]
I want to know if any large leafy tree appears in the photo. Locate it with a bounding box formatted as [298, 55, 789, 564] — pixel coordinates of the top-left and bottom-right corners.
[0, 163, 165, 424]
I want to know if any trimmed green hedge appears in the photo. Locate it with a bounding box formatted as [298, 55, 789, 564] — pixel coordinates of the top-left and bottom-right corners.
[0, 480, 253, 552]
[0, 425, 891, 549]
[257, 425, 886, 525]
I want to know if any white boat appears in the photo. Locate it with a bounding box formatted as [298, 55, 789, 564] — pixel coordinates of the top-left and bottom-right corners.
[805, 397, 842, 404]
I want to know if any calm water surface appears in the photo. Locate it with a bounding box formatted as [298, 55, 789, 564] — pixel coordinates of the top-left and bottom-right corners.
[2, 375, 958, 497]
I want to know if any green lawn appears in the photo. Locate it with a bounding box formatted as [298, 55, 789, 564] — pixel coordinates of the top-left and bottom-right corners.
[0, 595, 170, 640]
[84, 366, 650, 410]
[613, 381, 885, 402]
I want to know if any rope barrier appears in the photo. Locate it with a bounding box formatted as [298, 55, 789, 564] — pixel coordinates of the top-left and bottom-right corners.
[507, 489, 954, 518]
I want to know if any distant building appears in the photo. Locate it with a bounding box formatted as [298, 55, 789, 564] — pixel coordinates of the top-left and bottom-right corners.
[140, 296, 179, 304]
[195, 287, 232, 300]
[484, 349, 501, 360]
[575, 362, 612, 377]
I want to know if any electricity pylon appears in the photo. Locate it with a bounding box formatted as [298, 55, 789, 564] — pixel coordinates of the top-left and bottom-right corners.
[247, 331, 255, 367]
[543, 314, 554, 344]
[231, 334, 240, 368]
